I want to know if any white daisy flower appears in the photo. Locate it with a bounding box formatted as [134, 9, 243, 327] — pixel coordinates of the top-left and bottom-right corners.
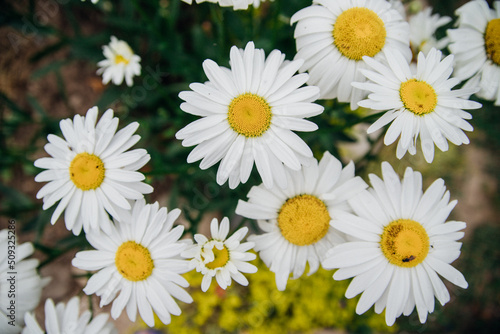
[81, 0, 99, 4]
[181, 0, 264, 10]
[409, 7, 452, 56]
[71, 199, 193, 327]
[353, 47, 482, 163]
[22, 296, 117, 334]
[181, 217, 257, 292]
[97, 36, 141, 87]
[34, 106, 153, 235]
[323, 162, 468, 326]
[236, 151, 368, 290]
[290, 0, 411, 109]
[0, 230, 48, 334]
[447, 0, 500, 105]
[176, 41, 323, 190]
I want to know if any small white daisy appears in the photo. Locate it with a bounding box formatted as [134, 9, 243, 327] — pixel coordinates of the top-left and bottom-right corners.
[323, 162, 468, 326]
[290, 0, 411, 109]
[34, 106, 153, 235]
[447, 0, 500, 105]
[97, 36, 141, 87]
[0, 230, 49, 334]
[71, 199, 193, 327]
[409, 7, 452, 56]
[176, 41, 323, 190]
[180, 0, 262, 10]
[236, 151, 368, 290]
[353, 47, 482, 163]
[181, 217, 257, 292]
[22, 296, 117, 334]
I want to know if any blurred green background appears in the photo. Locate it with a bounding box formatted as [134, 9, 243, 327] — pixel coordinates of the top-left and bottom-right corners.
[0, 0, 499, 333]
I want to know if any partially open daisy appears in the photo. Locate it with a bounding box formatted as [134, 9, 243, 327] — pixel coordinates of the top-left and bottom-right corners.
[34, 106, 153, 235]
[97, 36, 141, 87]
[448, 0, 500, 105]
[290, 0, 410, 109]
[236, 151, 368, 290]
[22, 297, 117, 334]
[409, 7, 451, 57]
[181, 217, 257, 292]
[1, 230, 49, 334]
[176, 41, 323, 189]
[71, 199, 193, 327]
[323, 162, 468, 326]
[353, 47, 482, 163]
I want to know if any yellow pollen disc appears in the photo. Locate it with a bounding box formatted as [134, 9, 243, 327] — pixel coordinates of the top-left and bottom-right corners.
[380, 219, 429, 268]
[115, 241, 154, 281]
[69, 153, 105, 191]
[227, 93, 272, 137]
[204, 245, 230, 270]
[400, 79, 437, 115]
[114, 54, 129, 65]
[333, 7, 387, 60]
[485, 18, 500, 65]
[277, 194, 331, 246]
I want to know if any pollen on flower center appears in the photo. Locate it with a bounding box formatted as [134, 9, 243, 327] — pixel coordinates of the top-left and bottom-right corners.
[227, 93, 272, 137]
[115, 241, 154, 281]
[380, 219, 429, 268]
[485, 18, 500, 65]
[278, 194, 330, 246]
[400, 79, 437, 115]
[333, 7, 387, 60]
[114, 54, 129, 65]
[204, 245, 230, 270]
[69, 153, 105, 191]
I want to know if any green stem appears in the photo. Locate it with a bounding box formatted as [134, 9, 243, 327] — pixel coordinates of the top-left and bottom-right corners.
[88, 293, 94, 320]
[210, 6, 225, 56]
[354, 128, 387, 174]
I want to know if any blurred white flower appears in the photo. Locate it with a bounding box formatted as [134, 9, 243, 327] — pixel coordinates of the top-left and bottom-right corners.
[97, 36, 141, 87]
[22, 297, 116, 334]
[409, 7, 451, 56]
[0, 230, 49, 334]
[180, 0, 263, 10]
[448, 0, 500, 105]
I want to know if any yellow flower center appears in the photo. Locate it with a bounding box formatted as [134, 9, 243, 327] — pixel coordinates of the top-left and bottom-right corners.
[380, 219, 429, 268]
[204, 245, 230, 270]
[227, 93, 272, 137]
[115, 241, 154, 281]
[400, 79, 437, 115]
[69, 153, 105, 191]
[277, 194, 331, 246]
[485, 18, 500, 65]
[114, 54, 129, 65]
[333, 7, 387, 60]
